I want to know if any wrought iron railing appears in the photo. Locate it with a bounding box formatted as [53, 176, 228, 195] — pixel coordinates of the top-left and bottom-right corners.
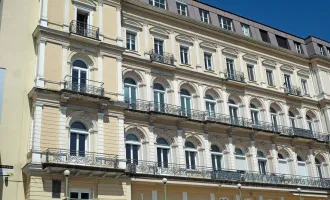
[70, 20, 99, 40]
[64, 75, 105, 96]
[43, 148, 119, 169]
[224, 70, 245, 83]
[126, 161, 330, 188]
[146, 49, 175, 65]
[124, 99, 330, 142]
[284, 86, 302, 97]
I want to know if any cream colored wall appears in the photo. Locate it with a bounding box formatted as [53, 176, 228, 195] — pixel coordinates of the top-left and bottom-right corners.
[44, 42, 62, 90]
[40, 106, 60, 151]
[48, 0, 64, 31]
[104, 116, 120, 155]
[103, 56, 119, 99]
[103, 4, 118, 45]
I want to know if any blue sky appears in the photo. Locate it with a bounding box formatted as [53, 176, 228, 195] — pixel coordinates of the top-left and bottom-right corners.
[201, 0, 330, 42]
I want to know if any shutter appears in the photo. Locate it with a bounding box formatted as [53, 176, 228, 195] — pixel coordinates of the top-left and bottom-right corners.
[235, 156, 246, 171]
[278, 160, 288, 174]
[298, 163, 307, 177]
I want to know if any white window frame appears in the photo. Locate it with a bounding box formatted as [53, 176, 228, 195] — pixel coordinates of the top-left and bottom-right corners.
[295, 42, 303, 54]
[235, 149, 247, 171]
[185, 147, 197, 170]
[278, 157, 289, 175]
[219, 16, 233, 31]
[306, 115, 314, 132]
[179, 45, 190, 65]
[211, 148, 223, 170]
[181, 93, 192, 111]
[228, 100, 239, 122]
[176, 1, 187, 16]
[69, 124, 89, 155]
[266, 69, 275, 86]
[204, 51, 213, 71]
[124, 26, 141, 52]
[157, 142, 171, 166]
[124, 79, 138, 103]
[301, 79, 309, 95]
[153, 84, 166, 104]
[126, 136, 142, 162]
[289, 112, 296, 128]
[72, 59, 89, 82]
[74, 5, 93, 26]
[246, 63, 255, 81]
[200, 9, 209, 23]
[69, 189, 92, 200]
[270, 109, 279, 129]
[126, 31, 137, 51]
[257, 156, 268, 174]
[153, 37, 165, 55]
[205, 97, 216, 117]
[241, 24, 250, 36]
[149, 0, 166, 9]
[250, 106, 260, 125]
[319, 45, 324, 56]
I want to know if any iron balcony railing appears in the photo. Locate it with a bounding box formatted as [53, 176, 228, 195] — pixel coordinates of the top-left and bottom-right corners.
[70, 20, 99, 40]
[284, 86, 302, 97]
[146, 49, 175, 65]
[64, 75, 105, 96]
[224, 70, 245, 83]
[124, 99, 330, 142]
[126, 161, 330, 188]
[43, 148, 119, 169]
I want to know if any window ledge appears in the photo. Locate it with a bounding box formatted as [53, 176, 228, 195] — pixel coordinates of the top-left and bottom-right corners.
[179, 63, 192, 68]
[204, 69, 216, 74]
[248, 80, 259, 85]
[267, 85, 277, 89]
[125, 49, 141, 56]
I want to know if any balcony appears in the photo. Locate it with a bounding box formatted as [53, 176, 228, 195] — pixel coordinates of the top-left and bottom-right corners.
[69, 20, 99, 40]
[124, 100, 330, 142]
[284, 86, 302, 97]
[63, 76, 104, 96]
[126, 161, 330, 189]
[43, 148, 119, 169]
[224, 70, 245, 83]
[146, 49, 175, 66]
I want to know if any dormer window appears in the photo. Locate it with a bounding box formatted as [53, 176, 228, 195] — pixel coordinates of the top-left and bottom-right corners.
[176, 1, 187, 16]
[219, 16, 233, 31]
[149, 0, 166, 9]
[276, 35, 289, 49]
[200, 9, 209, 23]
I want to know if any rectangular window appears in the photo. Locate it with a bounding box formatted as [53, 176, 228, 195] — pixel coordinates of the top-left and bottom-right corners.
[219, 16, 233, 31]
[52, 180, 61, 199]
[276, 35, 290, 49]
[284, 74, 291, 89]
[0, 68, 5, 123]
[200, 9, 209, 23]
[154, 39, 164, 55]
[247, 64, 255, 81]
[180, 46, 189, 65]
[176, 1, 187, 16]
[294, 42, 303, 54]
[149, 0, 166, 9]
[260, 30, 270, 43]
[327, 47, 330, 56]
[204, 53, 213, 71]
[301, 79, 308, 95]
[266, 70, 274, 86]
[241, 24, 250, 37]
[70, 190, 91, 200]
[319, 44, 324, 56]
[126, 32, 136, 51]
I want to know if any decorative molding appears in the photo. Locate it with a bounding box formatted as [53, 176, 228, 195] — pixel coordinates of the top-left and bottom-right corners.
[222, 47, 238, 57]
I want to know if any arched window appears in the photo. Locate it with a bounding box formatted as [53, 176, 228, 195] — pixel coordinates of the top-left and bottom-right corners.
[306, 115, 314, 132]
[126, 134, 140, 164]
[180, 89, 191, 117]
[289, 111, 296, 128]
[250, 103, 259, 125]
[211, 145, 223, 170]
[157, 137, 170, 168]
[315, 158, 324, 178]
[235, 147, 246, 171]
[124, 78, 137, 104]
[205, 94, 216, 118]
[257, 150, 267, 174]
[278, 153, 289, 175]
[185, 141, 197, 169]
[70, 122, 88, 156]
[297, 155, 308, 177]
[72, 60, 88, 93]
[154, 83, 165, 112]
[228, 99, 239, 125]
[270, 107, 279, 131]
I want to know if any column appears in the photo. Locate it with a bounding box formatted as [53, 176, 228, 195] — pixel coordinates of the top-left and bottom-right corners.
[308, 148, 317, 177]
[145, 72, 152, 101]
[222, 91, 228, 115]
[204, 131, 212, 168]
[116, 7, 122, 46]
[238, 52, 243, 72]
[148, 124, 155, 162]
[217, 45, 223, 76]
[40, 0, 48, 27]
[271, 143, 279, 173]
[277, 64, 284, 92]
[199, 85, 204, 111]
[315, 68, 325, 94]
[61, 44, 69, 89]
[63, 0, 70, 32]
[36, 39, 46, 87]
[118, 116, 126, 169]
[243, 95, 249, 119]
[152, 190, 157, 200]
[117, 57, 124, 101]
[97, 113, 105, 154]
[98, 1, 104, 41]
[98, 54, 103, 83]
[173, 79, 179, 106]
[144, 23, 149, 58]
[293, 68, 299, 87]
[283, 104, 290, 127]
[291, 147, 299, 175]
[300, 108, 307, 129]
[170, 30, 175, 55]
[228, 136, 235, 169]
[59, 106, 67, 149]
[177, 128, 185, 165]
[250, 137, 259, 172]
[194, 38, 201, 72]
[264, 100, 271, 123]
[323, 107, 330, 132]
[32, 103, 43, 163]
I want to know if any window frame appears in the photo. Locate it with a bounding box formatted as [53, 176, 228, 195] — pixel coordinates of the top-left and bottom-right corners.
[124, 77, 138, 103]
[205, 95, 216, 118]
[257, 150, 268, 175]
[157, 137, 171, 168]
[250, 104, 260, 125]
[266, 69, 275, 86]
[301, 79, 309, 95]
[211, 145, 223, 170]
[219, 16, 233, 31]
[154, 38, 165, 55]
[69, 189, 92, 200]
[276, 35, 290, 49]
[126, 31, 137, 51]
[318, 44, 324, 56]
[259, 29, 270, 43]
[241, 24, 250, 37]
[126, 133, 141, 163]
[176, 1, 187, 16]
[199, 9, 210, 23]
[179, 45, 190, 65]
[203, 51, 213, 71]
[149, 0, 166, 9]
[294, 42, 303, 54]
[69, 121, 89, 156]
[185, 141, 197, 170]
[246, 63, 255, 81]
[235, 147, 247, 171]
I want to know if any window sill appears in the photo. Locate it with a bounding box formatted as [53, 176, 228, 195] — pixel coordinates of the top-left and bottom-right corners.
[267, 85, 277, 89]
[204, 69, 216, 74]
[125, 49, 141, 56]
[179, 63, 192, 68]
[248, 80, 259, 85]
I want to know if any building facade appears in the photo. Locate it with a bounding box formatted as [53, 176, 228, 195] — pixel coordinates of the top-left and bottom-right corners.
[1, 0, 330, 199]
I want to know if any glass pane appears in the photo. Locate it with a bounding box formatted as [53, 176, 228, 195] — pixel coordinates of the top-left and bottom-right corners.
[70, 133, 77, 156]
[81, 193, 90, 199]
[126, 144, 131, 163]
[124, 86, 130, 103]
[185, 151, 190, 169]
[216, 155, 221, 170]
[160, 93, 165, 104]
[212, 155, 216, 170]
[157, 148, 162, 167]
[80, 71, 87, 92]
[133, 145, 138, 164]
[186, 99, 191, 116]
[131, 87, 136, 103]
[190, 152, 196, 169]
[163, 149, 168, 168]
[70, 192, 79, 199]
[79, 134, 85, 156]
[72, 69, 79, 81]
[154, 92, 159, 103]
